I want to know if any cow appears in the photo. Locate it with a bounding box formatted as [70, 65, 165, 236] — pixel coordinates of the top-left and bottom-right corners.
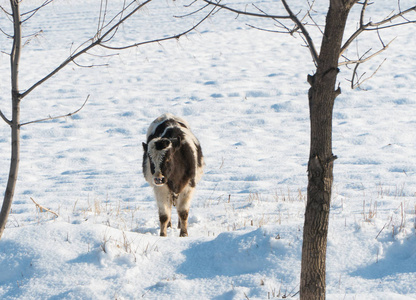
[142, 113, 204, 237]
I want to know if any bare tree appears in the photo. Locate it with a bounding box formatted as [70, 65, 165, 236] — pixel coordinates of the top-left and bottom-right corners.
[200, 0, 416, 299]
[0, 0, 214, 240]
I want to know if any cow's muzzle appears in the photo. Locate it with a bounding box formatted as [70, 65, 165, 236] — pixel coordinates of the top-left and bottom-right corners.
[154, 176, 166, 186]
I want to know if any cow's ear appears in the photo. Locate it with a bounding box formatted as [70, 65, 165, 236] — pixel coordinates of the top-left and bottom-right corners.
[142, 142, 148, 152]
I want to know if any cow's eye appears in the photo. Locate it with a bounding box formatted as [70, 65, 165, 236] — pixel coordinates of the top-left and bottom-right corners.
[148, 155, 156, 174]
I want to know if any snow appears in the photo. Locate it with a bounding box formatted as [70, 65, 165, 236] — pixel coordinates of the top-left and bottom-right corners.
[0, 0, 415, 299]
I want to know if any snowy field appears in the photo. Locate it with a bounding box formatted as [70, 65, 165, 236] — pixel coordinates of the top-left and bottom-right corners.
[0, 0, 415, 299]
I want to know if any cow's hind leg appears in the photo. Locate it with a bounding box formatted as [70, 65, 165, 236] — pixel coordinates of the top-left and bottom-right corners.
[176, 186, 195, 237]
[178, 210, 189, 237]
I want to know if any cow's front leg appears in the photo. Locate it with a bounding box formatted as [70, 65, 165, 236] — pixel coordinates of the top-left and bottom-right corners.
[155, 186, 172, 237]
[159, 212, 171, 237]
[158, 203, 172, 237]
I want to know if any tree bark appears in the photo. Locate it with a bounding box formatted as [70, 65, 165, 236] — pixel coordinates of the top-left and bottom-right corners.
[300, 1, 353, 299]
[0, 0, 21, 239]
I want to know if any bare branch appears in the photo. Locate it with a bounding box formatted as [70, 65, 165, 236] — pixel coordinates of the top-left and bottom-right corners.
[281, 0, 318, 66]
[340, 3, 416, 57]
[19, 95, 89, 127]
[251, 3, 293, 33]
[0, 26, 12, 38]
[97, 0, 109, 37]
[376, 27, 385, 48]
[99, 1, 126, 44]
[175, 3, 211, 18]
[359, 0, 368, 27]
[203, 0, 319, 65]
[0, 110, 12, 126]
[246, 23, 289, 34]
[94, 0, 139, 43]
[20, 42, 96, 99]
[71, 50, 116, 68]
[23, 30, 44, 47]
[0, 5, 11, 16]
[202, 0, 291, 19]
[306, 5, 324, 36]
[339, 37, 395, 66]
[344, 26, 391, 89]
[350, 58, 386, 89]
[369, 5, 416, 27]
[18, 0, 213, 98]
[71, 59, 109, 68]
[0, 5, 13, 39]
[20, 0, 153, 99]
[98, 3, 216, 51]
[21, 0, 55, 23]
[340, 0, 369, 58]
[364, 20, 416, 30]
[350, 62, 363, 89]
[397, 0, 412, 23]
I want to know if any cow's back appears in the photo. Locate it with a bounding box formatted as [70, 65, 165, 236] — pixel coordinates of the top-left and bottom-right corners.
[146, 113, 189, 142]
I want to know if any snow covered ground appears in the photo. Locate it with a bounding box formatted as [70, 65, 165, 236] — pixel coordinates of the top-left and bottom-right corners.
[0, 0, 415, 299]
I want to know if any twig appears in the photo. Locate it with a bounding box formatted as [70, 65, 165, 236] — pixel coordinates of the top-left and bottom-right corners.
[340, 3, 416, 57]
[21, 0, 55, 23]
[246, 23, 289, 34]
[307, 11, 324, 36]
[18, 0, 212, 98]
[339, 37, 395, 66]
[251, 4, 292, 33]
[203, 0, 319, 66]
[350, 62, 363, 89]
[72, 59, 109, 68]
[19, 95, 89, 127]
[23, 30, 44, 47]
[20, 0, 153, 99]
[96, 0, 109, 39]
[99, 0, 125, 44]
[0, 110, 12, 126]
[175, 3, 210, 18]
[94, 0, 135, 42]
[351, 58, 386, 89]
[0, 26, 13, 38]
[202, 0, 291, 19]
[99, 3, 217, 50]
[360, 0, 368, 27]
[281, 0, 318, 66]
[369, 5, 416, 28]
[30, 197, 59, 217]
[0, 4, 12, 16]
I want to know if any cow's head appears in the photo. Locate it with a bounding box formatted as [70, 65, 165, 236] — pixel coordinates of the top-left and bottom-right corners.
[143, 136, 181, 186]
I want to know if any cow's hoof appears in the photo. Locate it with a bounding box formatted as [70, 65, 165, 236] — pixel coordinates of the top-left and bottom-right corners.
[179, 230, 188, 237]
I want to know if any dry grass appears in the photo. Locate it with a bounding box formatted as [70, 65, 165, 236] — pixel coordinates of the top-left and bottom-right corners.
[273, 188, 306, 203]
[99, 229, 159, 263]
[363, 199, 377, 222]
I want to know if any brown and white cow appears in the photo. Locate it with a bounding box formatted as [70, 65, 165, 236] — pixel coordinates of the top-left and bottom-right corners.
[142, 113, 204, 237]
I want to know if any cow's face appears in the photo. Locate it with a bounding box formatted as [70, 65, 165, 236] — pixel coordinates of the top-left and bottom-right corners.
[144, 137, 180, 186]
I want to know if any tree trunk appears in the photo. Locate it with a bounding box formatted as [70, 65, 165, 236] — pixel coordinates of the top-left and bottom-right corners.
[0, 0, 22, 240]
[300, 1, 353, 299]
